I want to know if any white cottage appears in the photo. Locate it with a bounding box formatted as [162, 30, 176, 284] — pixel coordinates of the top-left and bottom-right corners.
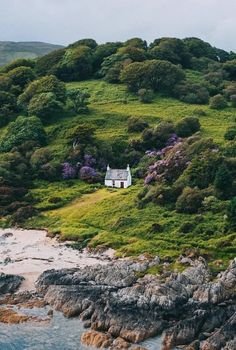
[105, 165, 132, 188]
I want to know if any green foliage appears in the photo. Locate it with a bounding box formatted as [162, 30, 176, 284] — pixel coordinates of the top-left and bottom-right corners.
[66, 89, 90, 113]
[210, 94, 228, 109]
[18, 75, 66, 110]
[230, 94, 236, 107]
[120, 59, 185, 93]
[149, 38, 191, 67]
[28, 92, 64, 121]
[57, 46, 93, 81]
[0, 116, 46, 152]
[0, 91, 18, 123]
[214, 163, 233, 197]
[138, 89, 154, 103]
[35, 49, 66, 76]
[223, 59, 236, 80]
[224, 126, 236, 140]
[175, 116, 200, 137]
[174, 82, 209, 104]
[7, 66, 35, 91]
[68, 39, 98, 49]
[183, 37, 217, 60]
[142, 121, 175, 149]
[227, 197, 236, 230]
[176, 187, 204, 213]
[1, 58, 35, 73]
[127, 117, 149, 132]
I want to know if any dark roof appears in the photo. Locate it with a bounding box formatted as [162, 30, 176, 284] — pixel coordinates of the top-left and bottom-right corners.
[105, 169, 129, 181]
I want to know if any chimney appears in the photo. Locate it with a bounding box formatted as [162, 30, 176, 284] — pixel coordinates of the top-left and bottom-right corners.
[107, 164, 110, 171]
[127, 164, 130, 171]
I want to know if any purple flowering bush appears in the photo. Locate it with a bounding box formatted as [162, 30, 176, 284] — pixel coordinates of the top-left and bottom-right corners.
[62, 162, 77, 179]
[79, 166, 98, 183]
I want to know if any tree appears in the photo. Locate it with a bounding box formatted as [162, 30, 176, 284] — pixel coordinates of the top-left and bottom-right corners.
[0, 91, 18, 125]
[176, 187, 204, 214]
[18, 75, 66, 110]
[35, 48, 66, 76]
[66, 89, 90, 113]
[71, 124, 95, 148]
[149, 38, 191, 67]
[214, 163, 232, 197]
[28, 92, 64, 121]
[224, 126, 236, 140]
[174, 82, 209, 104]
[223, 60, 236, 80]
[227, 197, 236, 230]
[68, 39, 98, 49]
[57, 46, 93, 81]
[210, 94, 228, 109]
[0, 116, 46, 152]
[93, 42, 122, 70]
[2, 58, 35, 73]
[7, 66, 35, 90]
[120, 59, 185, 93]
[142, 121, 175, 149]
[124, 38, 147, 50]
[175, 117, 200, 137]
[183, 37, 217, 60]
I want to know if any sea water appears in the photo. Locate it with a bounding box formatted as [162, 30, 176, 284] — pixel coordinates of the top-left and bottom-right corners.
[0, 308, 164, 350]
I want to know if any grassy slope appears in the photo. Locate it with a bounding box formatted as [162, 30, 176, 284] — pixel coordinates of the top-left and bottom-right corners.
[26, 78, 236, 266]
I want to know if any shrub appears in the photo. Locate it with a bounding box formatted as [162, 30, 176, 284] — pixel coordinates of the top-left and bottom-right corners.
[214, 163, 232, 197]
[142, 121, 175, 149]
[174, 82, 209, 104]
[12, 205, 36, 223]
[30, 148, 52, 170]
[0, 116, 47, 152]
[210, 94, 227, 109]
[79, 166, 98, 183]
[176, 187, 204, 214]
[224, 126, 236, 141]
[7, 66, 35, 91]
[18, 75, 66, 110]
[227, 197, 236, 230]
[230, 95, 236, 108]
[175, 117, 200, 137]
[138, 89, 154, 103]
[62, 162, 77, 179]
[28, 92, 64, 121]
[120, 59, 185, 93]
[127, 117, 149, 132]
[193, 109, 207, 116]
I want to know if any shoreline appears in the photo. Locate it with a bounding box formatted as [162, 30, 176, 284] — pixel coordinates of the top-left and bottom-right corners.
[0, 228, 114, 291]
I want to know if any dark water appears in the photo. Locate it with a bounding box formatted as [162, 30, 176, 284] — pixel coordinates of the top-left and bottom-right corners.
[0, 307, 163, 350]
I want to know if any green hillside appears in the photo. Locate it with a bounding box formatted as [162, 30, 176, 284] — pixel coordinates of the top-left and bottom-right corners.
[0, 36, 236, 272]
[0, 41, 63, 66]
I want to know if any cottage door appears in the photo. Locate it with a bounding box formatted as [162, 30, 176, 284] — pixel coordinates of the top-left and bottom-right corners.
[120, 182, 124, 188]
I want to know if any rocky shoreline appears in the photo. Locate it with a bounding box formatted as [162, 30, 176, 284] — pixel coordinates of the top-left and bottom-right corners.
[1, 256, 234, 350]
[0, 232, 235, 349]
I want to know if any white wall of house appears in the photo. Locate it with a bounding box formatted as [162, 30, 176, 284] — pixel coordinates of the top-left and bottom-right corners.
[105, 179, 130, 188]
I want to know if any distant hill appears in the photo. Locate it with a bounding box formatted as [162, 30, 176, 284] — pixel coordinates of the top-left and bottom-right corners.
[0, 41, 64, 66]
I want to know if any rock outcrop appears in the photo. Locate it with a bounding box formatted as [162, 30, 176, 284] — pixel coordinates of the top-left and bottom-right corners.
[36, 257, 236, 350]
[0, 273, 23, 294]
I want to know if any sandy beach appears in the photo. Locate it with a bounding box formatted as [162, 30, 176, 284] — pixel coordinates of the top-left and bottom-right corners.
[0, 228, 114, 291]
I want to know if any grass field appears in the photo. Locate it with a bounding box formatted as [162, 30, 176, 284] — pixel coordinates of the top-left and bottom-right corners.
[24, 78, 236, 268]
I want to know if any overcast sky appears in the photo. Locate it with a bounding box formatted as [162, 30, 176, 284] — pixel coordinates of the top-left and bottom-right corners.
[1, 0, 236, 51]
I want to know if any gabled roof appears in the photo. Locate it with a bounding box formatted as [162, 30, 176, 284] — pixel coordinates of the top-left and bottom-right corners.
[105, 169, 129, 181]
